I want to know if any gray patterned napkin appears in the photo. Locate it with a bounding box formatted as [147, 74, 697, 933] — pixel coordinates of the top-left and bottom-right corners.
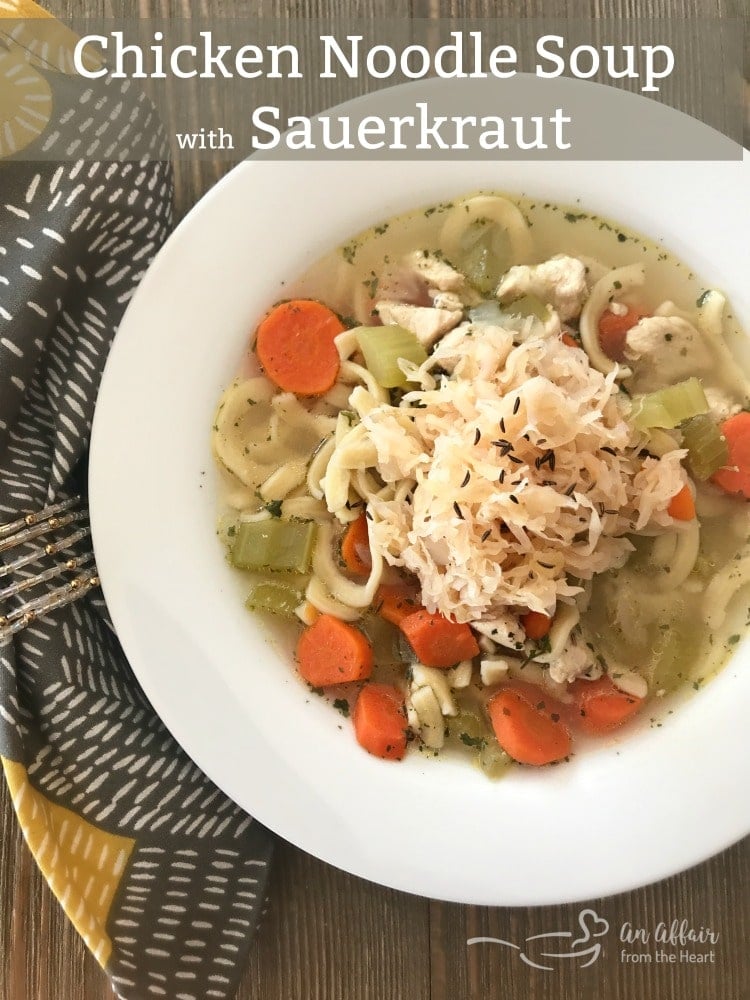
[0, 23, 273, 1000]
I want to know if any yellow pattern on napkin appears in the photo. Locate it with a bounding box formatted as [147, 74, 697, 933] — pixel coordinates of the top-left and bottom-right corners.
[3, 758, 136, 967]
[0, 0, 52, 17]
[0, 0, 101, 158]
[0, 50, 52, 156]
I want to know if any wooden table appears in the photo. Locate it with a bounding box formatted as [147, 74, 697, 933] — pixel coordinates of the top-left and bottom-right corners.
[2, 0, 748, 997]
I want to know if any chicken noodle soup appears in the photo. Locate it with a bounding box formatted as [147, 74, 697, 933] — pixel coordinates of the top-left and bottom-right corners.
[212, 193, 750, 775]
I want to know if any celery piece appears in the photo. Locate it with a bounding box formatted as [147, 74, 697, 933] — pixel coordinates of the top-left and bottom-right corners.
[682, 413, 729, 481]
[356, 325, 428, 389]
[629, 377, 709, 431]
[458, 222, 511, 295]
[469, 297, 547, 329]
[505, 294, 549, 321]
[447, 709, 487, 744]
[649, 623, 688, 693]
[245, 580, 305, 618]
[230, 519, 316, 573]
[447, 711, 513, 778]
[462, 240, 496, 295]
[478, 739, 513, 779]
[361, 613, 402, 668]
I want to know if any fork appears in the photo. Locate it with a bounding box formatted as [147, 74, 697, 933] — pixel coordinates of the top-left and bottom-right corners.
[0, 497, 100, 641]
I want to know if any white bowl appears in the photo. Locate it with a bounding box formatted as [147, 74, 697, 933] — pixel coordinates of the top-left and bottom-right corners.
[89, 142, 750, 905]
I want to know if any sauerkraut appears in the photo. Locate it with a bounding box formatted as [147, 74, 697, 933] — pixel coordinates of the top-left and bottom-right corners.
[363, 324, 685, 623]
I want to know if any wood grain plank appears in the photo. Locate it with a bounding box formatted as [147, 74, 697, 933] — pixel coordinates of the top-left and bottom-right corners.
[239, 840, 430, 1000]
[429, 840, 749, 1000]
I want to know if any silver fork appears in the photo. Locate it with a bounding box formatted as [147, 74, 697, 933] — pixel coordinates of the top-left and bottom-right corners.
[0, 497, 100, 642]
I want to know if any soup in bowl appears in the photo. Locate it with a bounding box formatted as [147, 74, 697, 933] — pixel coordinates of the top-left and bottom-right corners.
[90, 154, 750, 904]
[212, 190, 750, 776]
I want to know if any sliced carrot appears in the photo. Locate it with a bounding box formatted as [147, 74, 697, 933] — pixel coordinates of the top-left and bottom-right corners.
[353, 683, 407, 760]
[376, 583, 421, 627]
[255, 299, 345, 396]
[488, 686, 571, 766]
[561, 332, 579, 348]
[296, 614, 373, 687]
[667, 484, 695, 521]
[399, 609, 479, 668]
[598, 306, 645, 362]
[568, 676, 644, 734]
[521, 610, 552, 641]
[711, 411, 750, 500]
[340, 513, 371, 576]
[494, 678, 564, 712]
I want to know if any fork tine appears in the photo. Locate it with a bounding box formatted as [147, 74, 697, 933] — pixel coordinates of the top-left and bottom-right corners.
[0, 496, 81, 541]
[0, 571, 100, 640]
[0, 524, 92, 579]
[0, 507, 88, 555]
[0, 497, 99, 641]
[0, 550, 96, 601]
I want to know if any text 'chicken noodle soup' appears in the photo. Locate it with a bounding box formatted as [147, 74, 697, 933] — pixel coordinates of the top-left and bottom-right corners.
[211, 192, 750, 776]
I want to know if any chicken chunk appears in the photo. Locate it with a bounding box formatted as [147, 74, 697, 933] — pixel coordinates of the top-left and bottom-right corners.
[704, 386, 742, 424]
[431, 290, 465, 312]
[624, 316, 713, 392]
[473, 611, 525, 651]
[547, 642, 598, 685]
[375, 301, 462, 349]
[405, 250, 471, 294]
[375, 252, 480, 316]
[608, 668, 648, 700]
[495, 255, 588, 322]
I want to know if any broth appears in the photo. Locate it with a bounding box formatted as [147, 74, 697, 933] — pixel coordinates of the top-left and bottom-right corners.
[212, 191, 750, 774]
